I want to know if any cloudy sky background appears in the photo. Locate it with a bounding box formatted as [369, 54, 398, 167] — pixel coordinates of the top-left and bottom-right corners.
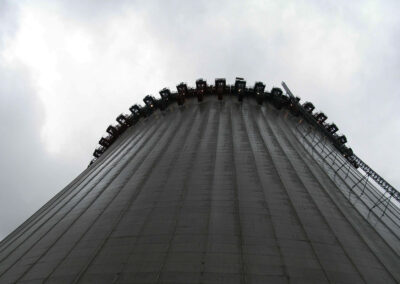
[0, 0, 399, 240]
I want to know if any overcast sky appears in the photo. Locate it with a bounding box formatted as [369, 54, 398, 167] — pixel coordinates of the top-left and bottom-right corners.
[0, 0, 399, 241]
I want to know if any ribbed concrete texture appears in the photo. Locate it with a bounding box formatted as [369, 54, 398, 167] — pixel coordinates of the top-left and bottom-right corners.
[0, 97, 399, 283]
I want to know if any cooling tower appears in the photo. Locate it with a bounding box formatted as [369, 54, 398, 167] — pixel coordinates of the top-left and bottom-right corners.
[0, 78, 399, 283]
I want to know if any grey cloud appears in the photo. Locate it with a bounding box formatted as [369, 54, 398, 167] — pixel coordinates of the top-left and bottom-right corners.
[0, 1, 19, 49]
[0, 63, 80, 240]
[0, 0, 399, 240]
[0, 1, 82, 239]
[41, 0, 400, 187]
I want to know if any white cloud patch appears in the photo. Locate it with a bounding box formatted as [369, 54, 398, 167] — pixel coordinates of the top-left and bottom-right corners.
[3, 3, 168, 159]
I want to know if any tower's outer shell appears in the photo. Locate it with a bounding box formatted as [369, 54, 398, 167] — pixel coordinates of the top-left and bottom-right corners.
[0, 97, 399, 284]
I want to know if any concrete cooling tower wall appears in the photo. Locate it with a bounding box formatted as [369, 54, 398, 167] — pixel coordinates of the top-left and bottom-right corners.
[0, 79, 399, 283]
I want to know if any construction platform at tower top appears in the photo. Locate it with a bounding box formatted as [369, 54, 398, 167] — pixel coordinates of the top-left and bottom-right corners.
[0, 79, 399, 283]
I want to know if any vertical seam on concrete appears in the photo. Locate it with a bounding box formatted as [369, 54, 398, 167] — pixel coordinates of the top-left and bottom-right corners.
[251, 104, 331, 283]
[0, 117, 156, 281]
[287, 118, 400, 239]
[108, 105, 200, 283]
[0, 114, 157, 249]
[279, 111, 399, 282]
[199, 101, 220, 284]
[239, 102, 289, 282]
[228, 101, 247, 284]
[13, 114, 163, 283]
[155, 104, 211, 283]
[74, 105, 194, 283]
[41, 115, 169, 282]
[286, 117, 400, 242]
[0, 122, 138, 255]
[265, 108, 367, 283]
[0, 117, 138, 246]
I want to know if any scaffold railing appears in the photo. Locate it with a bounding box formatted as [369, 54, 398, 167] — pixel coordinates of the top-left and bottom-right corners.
[282, 82, 400, 205]
[291, 118, 400, 227]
